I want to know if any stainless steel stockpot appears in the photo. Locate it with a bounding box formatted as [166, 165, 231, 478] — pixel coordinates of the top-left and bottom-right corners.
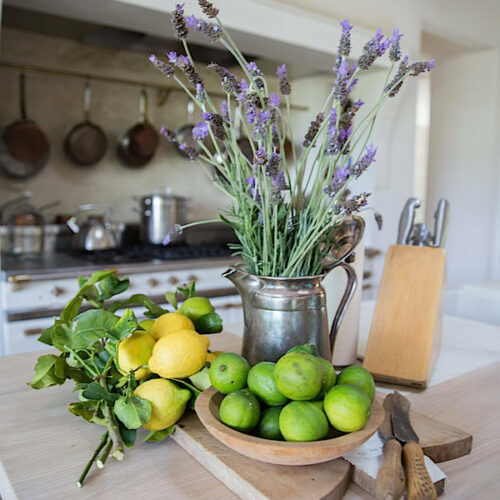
[137, 191, 187, 245]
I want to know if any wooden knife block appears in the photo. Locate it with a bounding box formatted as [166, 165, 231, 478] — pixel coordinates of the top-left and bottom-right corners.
[363, 245, 446, 388]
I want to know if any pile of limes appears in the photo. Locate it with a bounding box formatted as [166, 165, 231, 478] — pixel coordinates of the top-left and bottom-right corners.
[210, 345, 375, 442]
[116, 296, 219, 431]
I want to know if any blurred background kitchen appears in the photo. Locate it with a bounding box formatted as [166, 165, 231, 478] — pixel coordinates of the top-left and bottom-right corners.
[0, 0, 499, 355]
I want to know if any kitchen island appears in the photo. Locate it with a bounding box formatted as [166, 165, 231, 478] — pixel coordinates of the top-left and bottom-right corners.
[1, 313, 500, 499]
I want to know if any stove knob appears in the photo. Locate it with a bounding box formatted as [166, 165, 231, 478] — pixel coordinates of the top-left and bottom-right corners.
[148, 278, 160, 288]
[168, 276, 179, 285]
[187, 274, 199, 283]
[51, 286, 66, 297]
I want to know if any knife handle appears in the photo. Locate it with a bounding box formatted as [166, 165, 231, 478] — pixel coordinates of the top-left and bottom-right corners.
[403, 442, 437, 500]
[375, 439, 405, 500]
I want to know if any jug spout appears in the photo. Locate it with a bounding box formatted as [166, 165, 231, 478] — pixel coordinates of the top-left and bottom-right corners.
[223, 267, 263, 326]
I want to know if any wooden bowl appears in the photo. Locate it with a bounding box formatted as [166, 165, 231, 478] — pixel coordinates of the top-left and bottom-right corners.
[195, 386, 384, 466]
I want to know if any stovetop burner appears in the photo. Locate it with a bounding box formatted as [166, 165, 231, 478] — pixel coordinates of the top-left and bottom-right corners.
[74, 242, 233, 265]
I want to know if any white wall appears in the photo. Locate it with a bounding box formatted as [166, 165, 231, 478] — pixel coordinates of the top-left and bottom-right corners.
[427, 50, 499, 289]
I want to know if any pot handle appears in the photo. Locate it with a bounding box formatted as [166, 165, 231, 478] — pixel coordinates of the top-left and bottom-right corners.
[83, 81, 91, 121]
[19, 73, 27, 120]
[329, 261, 357, 357]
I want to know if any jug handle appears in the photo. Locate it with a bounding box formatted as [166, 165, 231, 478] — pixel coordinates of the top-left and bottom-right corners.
[329, 261, 357, 357]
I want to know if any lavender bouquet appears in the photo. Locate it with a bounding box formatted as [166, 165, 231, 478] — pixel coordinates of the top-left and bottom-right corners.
[150, 1, 434, 277]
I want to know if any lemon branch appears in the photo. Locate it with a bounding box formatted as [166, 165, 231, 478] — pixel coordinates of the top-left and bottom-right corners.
[77, 431, 109, 487]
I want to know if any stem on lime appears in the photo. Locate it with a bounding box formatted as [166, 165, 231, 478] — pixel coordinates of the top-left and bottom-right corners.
[76, 431, 108, 488]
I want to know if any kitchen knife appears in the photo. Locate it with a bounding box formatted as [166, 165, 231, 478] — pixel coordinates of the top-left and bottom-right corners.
[430, 198, 449, 248]
[392, 392, 437, 500]
[375, 394, 405, 500]
[397, 197, 421, 245]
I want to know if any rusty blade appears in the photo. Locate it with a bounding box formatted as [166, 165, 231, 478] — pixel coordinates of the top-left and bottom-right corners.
[391, 391, 419, 444]
[378, 393, 395, 441]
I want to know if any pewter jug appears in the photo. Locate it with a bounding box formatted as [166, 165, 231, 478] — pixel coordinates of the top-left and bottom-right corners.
[223, 263, 357, 364]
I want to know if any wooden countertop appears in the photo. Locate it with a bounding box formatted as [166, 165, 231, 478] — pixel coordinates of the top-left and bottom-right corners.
[1, 330, 500, 499]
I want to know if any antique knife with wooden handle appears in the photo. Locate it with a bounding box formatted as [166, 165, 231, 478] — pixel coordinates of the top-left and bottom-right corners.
[375, 394, 405, 500]
[392, 392, 437, 500]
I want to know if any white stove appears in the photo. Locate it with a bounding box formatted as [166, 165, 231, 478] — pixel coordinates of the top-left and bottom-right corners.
[0, 253, 242, 355]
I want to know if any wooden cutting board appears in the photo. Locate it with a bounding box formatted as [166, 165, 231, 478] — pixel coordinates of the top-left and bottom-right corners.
[171, 402, 472, 500]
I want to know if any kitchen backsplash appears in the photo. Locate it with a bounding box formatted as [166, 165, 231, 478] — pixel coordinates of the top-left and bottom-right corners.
[0, 27, 281, 224]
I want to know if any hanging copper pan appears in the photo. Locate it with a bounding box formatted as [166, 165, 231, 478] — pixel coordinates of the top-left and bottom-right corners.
[64, 82, 107, 166]
[0, 73, 50, 179]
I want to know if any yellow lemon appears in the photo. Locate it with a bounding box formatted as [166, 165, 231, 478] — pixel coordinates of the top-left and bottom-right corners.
[160, 328, 210, 349]
[150, 312, 195, 340]
[117, 332, 156, 381]
[134, 378, 191, 431]
[148, 329, 208, 378]
[206, 350, 224, 363]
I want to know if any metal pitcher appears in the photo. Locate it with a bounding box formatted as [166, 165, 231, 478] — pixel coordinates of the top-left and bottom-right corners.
[223, 265, 357, 364]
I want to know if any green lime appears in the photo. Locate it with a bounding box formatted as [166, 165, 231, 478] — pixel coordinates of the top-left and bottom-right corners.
[316, 357, 337, 399]
[209, 352, 250, 394]
[247, 362, 289, 406]
[279, 401, 329, 442]
[336, 365, 375, 402]
[256, 407, 283, 440]
[323, 384, 371, 432]
[180, 297, 215, 321]
[286, 343, 318, 356]
[194, 312, 223, 334]
[274, 352, 323, 400]
[219, 389, 261, 433]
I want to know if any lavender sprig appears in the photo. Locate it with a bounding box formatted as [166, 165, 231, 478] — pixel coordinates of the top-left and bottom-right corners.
[277, 64, 291, 95]
[149, 55, 174, 77]
[185, 15, 222, 42]
[163, 224, 183, 245]
[358, 29, 390, 70]
[198, 0, 219, 18]
[389, 29, 403, 62]
[171, 3, 188, 39]
[303, 113, 325, 147]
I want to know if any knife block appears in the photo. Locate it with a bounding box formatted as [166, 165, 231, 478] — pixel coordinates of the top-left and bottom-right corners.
[363, 245, 446, 388]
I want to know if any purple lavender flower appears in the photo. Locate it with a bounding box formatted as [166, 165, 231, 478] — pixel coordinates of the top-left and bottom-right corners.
[389, 29, 403, 62]
[358, 29, 390, 70]
[176, 55, 204, 92]
[239, 79, 249, 92]
[374, 212, 383, 230]
[351, 144, 377, 178]
[270, 93, 281, 107]
[338, 19, 353, 57]
[198, 0, 219, 18]
[333, 60, 351, 104]
[220, 100, 229, 120]
[163, 224, 183, 245]
[185, 14, 222, 42]
[266, 152, 281, 177]
[178, 143, 199, 161]
[200, 113, 225, 140]
[149, 54, 175, 77]
[277, 64, 292, 95]
[254, 147, 267, 165]
[208, 63, 240, 96]
[179, 55, 191, 66]
[272, 170, 288, 191]
[245, 176, 260, 201]
[192, 121, 209, 140]
[336, 165, 350, 183]
[341, 192, 371, 215]
[160, 125, 178, 142]
[385, 56, 409, 97]
[247, 62, 262, 75]
[246, 106, 256, 125]
[328, 108, 338, 138]
[303, 112, 325, 147]
[171, 3, 188, 39]
[409, 59, 435, 76]
[167, 51, 178, 64]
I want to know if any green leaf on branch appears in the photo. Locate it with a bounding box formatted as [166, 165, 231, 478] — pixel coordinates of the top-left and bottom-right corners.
[165, 291, 178, 310]
[82, 382, 118, 403]
[69, 310, 119, 349]
[98, 275, 130, 302]
[51, 324, 74, 352]
[68, 400, 98, 422]
[194, 312, 223, 334]
[144, 426, 175, 442]
[108, 294, 167, 319]
[114, 394, 151, 430]
[38, 326, 54, 346]
[60, 296, 83, 323]
[28, 354, 66, 389]
[109, 309, 138, 340]
[118, 424, 137, 448]
[177, 281, 196, 299]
